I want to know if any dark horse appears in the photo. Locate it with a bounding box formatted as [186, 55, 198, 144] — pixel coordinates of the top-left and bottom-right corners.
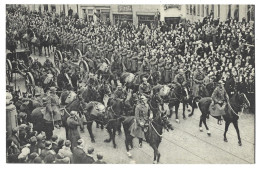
[197, 92, 250, 146]
[103, 98, 131, 148]
[188, 82, 217, 117]
[161, 84, 189, 123]
[122, 112, 174, 163]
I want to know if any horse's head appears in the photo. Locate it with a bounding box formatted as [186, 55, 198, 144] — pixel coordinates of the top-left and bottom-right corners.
[158, 111, 174, 131]
[159, 85, 170, 97]
[237, 92, 250, 109]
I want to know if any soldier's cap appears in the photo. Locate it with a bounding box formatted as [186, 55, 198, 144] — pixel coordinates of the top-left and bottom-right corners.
[70, 111, 77, 116]
[218, 80, 224, 85]
[45, 141, 52, 147]
[49, 87, 57, 92]
[140, 95, 148, 101]
[77, 139, 84, 145]
[35, 92, 41, 96]
[88, 146, 94, 154]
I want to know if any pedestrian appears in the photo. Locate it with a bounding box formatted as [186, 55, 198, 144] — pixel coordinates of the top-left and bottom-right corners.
[93, 152, 106, 164]
[66, 111, 81, 150]
[72, 139, 88, 163]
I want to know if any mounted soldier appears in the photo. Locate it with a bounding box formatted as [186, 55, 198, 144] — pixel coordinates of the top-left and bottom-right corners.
[139, 77, 152, 98]
[209, 80, 229, 124]
[45, 87, 62, 128]
[130, 95, 152, 148]
[113, 83, 127, 101]
[192, 65, 207, 99]
[174, 68, 187, 88]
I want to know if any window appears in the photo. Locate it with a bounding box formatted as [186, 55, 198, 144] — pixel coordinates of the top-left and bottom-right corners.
[88, 9, 93, 15]
[83, 9, 86, 13]
[206, 5, 209, 16]
[186, 5, 189, 14]
[190, 5, 193, 15]
[197, 5, 200, 16]
[193, 5, 196, 15]
[202, 5, 204, 17]
[218, 5, 220, 17]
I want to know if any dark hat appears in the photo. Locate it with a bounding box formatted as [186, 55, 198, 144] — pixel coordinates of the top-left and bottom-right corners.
[87, 146, 94, 154]
[33, 157, 42, 163]
[45, 141, 52, 147]
[97, 153, 103, 160]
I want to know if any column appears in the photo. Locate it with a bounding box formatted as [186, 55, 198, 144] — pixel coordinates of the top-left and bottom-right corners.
[239, 5, 247, 21]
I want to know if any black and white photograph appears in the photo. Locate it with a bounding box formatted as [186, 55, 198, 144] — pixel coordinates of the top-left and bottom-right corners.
[5, 2, 256, 164]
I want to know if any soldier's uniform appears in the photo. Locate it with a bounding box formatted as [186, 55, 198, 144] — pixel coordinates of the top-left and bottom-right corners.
[130, 55, 138, 73]
[45, 87, 61, 122]
[174, 71, 187, 87]
[164, 62, 172, 84]
[139, 81, 152, 98]
[114, 84, 127, 101]
[192, 68, 206, 98]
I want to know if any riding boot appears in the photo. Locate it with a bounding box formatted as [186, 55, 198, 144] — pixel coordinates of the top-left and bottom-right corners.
[139, 138, 143, 148]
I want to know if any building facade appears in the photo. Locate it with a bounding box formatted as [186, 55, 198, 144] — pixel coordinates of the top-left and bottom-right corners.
[23, 4, 255, 25]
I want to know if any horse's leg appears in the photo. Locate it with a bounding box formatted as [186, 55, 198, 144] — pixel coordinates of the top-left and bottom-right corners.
[175, 103, 180, 123]
[48, 45, 50, 55]
[86, 121, 95, 143]
[199, 115, 203, 131]
[112, 126, 117, 148]
[223, 121, 230, 142]
[202, 115, 211, 136]
[233, 121, 242, 146]
[182, 101, 186, 119]
[104, 127, 112, 143]
[44, 46, 47, 56]
[168, 105, 173, 118]
[188, 98, 197, 117]
[117, 122, 122, 135]
[151, 145, 160, 164]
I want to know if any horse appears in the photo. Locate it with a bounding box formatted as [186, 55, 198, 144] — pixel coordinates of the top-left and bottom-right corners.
[122, 111, 174, 163]
[159, 84, 189, 123]
[120, 72, 143, 93]
[197, 91, 250, 146]
[102, 97, 132, 148]
[30, 32, 43, 56]
[42, 33, 51, 56]
[188, 82, 217, 117]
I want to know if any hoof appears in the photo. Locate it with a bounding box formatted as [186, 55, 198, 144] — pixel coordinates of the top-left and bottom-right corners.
[207, 130, 211, 136]
[199, 127, 203, 132]
[238, 142, 242, 146]
[153, 160, 157, 164]
[175, 119, 180, 123]
[188, 113, 193, 117]
[127, 152, 132, 157]
[91, 139, 95, 143]
[224, 138, 228, 142]
[183, 116, 186, 120]
[104, 139, 110, 143]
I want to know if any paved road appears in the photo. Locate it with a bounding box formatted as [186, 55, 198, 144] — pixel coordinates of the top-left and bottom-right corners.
[7, 47, 255, 164]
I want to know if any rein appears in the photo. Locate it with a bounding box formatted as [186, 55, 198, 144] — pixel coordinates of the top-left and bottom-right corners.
[150, 121, 163, 138]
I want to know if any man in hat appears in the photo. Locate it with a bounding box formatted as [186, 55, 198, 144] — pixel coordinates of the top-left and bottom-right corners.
[131, 95, 152, 148]
[86, 146, 95, 164]
[139, 77, 152, 98]
[210, 80, 229, 120]
[45, 87, 61, 128]
[93, 152, 107, 164]
[67, 111, 81, 150]
[140, 57, 151, 78]
[174, 68, 187, 88]
[114, 83, 127, 101]
[192, 65, 206, 99]
[111, 54, 123, 81]
[72, 139, 88, 164]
